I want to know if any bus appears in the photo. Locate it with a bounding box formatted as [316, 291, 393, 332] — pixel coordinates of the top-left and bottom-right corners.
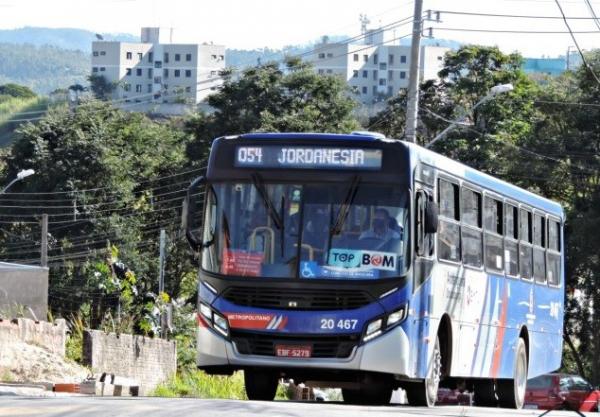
[183, 132, 564, 408]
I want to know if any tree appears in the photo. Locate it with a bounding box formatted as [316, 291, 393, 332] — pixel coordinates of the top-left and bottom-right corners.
[185, 58, 360, 162]
[0, 83, 36, 98]
[88, 74, 118, 100]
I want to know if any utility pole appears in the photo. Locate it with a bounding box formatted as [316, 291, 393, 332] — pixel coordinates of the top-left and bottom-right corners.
[404, 0, 424, 143]
[41, 214, 48, 267]
[158, 229, 167, 337]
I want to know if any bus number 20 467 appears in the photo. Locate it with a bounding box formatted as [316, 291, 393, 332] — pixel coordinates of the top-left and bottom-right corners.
[320, 318, 358, 330]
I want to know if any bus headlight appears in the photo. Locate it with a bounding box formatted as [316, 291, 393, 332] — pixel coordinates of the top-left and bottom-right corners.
[386, 306, 408, 327]
[213, 313, 229, 337]
[200, 303, 213, 323]
[363, 319, 383, 342]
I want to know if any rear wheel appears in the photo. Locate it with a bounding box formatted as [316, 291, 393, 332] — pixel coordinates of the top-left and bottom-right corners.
[497, 338, 528, 409]
[473, 380, 497, 407]
[405, 335, 442, 407]
[244, 369, 279, 401]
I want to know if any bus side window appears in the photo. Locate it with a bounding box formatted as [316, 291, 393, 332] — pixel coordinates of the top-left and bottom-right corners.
[461, 187, 482, 267]
[504, 203, 519, 277]
[437, 179, 460, 262]
[533, 213, 547, 284]
[416, 190, 435, 258]
[519, 209, 533, 280]
[484, 196, 504, 272]
[547, 219, 561, 286]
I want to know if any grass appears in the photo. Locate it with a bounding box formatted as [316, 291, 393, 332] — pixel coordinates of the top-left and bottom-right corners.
[152, 371, 292, 400]
[0, 95, 49, 146]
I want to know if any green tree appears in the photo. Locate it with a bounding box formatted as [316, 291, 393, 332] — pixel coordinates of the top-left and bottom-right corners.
[88, 74, 118, 100]
[0, 83, 36, 98]
[185, 58, 360, 162]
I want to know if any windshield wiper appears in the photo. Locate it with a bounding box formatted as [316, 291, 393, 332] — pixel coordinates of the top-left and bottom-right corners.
[330, 175, 361, 237]
[251, 173, 284, 230]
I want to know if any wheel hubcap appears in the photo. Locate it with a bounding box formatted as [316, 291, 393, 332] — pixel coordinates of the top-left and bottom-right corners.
[515, 349, 527, 407]
[426, 341, 442, 404]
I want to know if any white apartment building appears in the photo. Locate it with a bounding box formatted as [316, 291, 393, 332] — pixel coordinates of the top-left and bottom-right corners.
[308, 28, 449, 105]
[91, 27, 225, 108]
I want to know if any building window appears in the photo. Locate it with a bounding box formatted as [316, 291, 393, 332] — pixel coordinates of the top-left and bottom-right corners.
[126, 68, 132, 76]
[124, 83, 131, 92]
[379, 79, 386, 86]
[400, 71, 406, 79]
[379, 63, 387, 70]
[147, 84, 152, 93]
[438, 56, 443, 61]
[219, 55, 224, 60]
[372, 70, 378, 80]
[174, 69, 181, 77]
[148, 52, 153, 63]
[186, 53, 192, 61]
[135, 84, 142, 93]
[175, 53, 181, 61]
[100, 51, 106, 56]
[362, 86, 367, 94]
[318, 53, 325, 59]
[163, 69, 169, 78]
[148, 68, 153, 79]
[387, 86, 393, 96]
[326, 69, 333, 74]
[154, 61, 162, 68]
[92, 67, 98, 73]
[318, 69, 324, 74]
[136, 68, 142, 76]
[185, 86, 191, 93]
[137, 52, 143, 60]
[389, 54, 394, 64]
[353, 54, 359, 61]
[363, 54, 368, 62]
[400, 55, 407, 63]
[185, 69, 192, 77]
[373, 54, 378, 64]
[372, 85, 377, 96]
[100, 67, 105, 72]
[164, 52, 169, 63]
[362, 70, 368, 78]
[211, 54, 217, 59]
[326, 53, 333, 58]
[126, 52, 132, 60]
[353, 70, 358, 78]
[93, 51, 99, 57]
[388, 70, 393, 80]
[210, 70, 217, 76]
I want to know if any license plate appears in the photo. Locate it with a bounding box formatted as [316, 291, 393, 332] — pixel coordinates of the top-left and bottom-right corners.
[275, 345, 312, 358]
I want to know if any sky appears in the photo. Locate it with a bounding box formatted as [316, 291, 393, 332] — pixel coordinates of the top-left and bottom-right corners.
[0, 0, 600, 57]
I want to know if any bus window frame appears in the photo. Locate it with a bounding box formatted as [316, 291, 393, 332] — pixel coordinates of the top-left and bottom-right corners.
[532, 209, 548, 286]
[518, 205, 534, 283]
[483, 191, 505, 275]
[546, 214, 562, 289]
[436, 175, 462, 266]
[504, 199, 520, 279]
[460, 183, 484, 271]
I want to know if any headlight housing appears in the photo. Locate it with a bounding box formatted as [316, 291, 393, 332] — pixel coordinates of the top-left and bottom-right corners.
[362, 304, 408, 343]
[199, 302, 229, 338]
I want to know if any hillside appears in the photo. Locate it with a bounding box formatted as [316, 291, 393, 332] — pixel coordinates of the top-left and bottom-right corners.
[0, 94, 49, 146]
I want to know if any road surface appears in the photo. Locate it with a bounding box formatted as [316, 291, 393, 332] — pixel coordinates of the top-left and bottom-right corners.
[0, 397, 593, 417]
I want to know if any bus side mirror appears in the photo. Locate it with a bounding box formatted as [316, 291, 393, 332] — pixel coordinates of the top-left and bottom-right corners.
[424, 199, 438, 234]
[182, 175, 206, 251]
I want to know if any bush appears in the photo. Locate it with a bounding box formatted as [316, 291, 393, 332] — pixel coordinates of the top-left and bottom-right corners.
[0, 83, 36, 99]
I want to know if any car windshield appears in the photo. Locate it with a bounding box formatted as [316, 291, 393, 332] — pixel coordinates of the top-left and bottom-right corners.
[201, 182, 409, 279]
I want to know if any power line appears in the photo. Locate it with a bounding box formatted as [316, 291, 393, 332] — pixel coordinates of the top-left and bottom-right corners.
[435, 9, 600, 20]
[554, 0, 600, 86]
[429, 27, 600, 34]
[584, 0, 600, 31]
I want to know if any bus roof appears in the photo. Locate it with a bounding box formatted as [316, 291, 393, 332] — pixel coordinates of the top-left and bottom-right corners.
[238, 132, 393, 142]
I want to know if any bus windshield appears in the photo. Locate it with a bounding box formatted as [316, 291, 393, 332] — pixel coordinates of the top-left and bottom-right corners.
[201, 181, 409, 280]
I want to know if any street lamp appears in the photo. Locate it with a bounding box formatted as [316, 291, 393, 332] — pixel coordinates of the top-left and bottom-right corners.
[425, 83, 514, 149]
[1, 169, 35, 194]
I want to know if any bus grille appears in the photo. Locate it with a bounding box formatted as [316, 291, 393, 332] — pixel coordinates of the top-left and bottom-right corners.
[231, 331, 360, 359]
[222, 287, 373, 310]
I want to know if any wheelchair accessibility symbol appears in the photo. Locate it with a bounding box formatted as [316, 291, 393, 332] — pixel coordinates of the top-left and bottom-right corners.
[301, 262, 316, 278]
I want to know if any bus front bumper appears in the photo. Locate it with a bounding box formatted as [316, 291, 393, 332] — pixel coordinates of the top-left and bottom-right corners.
[197, 325, 410, 377]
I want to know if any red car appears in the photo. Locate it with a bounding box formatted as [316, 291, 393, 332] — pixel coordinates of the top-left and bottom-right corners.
[525, 373, 600, 412]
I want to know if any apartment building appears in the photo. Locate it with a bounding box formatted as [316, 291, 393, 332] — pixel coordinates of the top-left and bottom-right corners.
[308, 28, 449, 105]
[91, 27, 225, 108]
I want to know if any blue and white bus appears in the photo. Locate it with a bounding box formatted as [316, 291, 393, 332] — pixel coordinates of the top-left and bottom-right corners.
[184, 132, 564, 408]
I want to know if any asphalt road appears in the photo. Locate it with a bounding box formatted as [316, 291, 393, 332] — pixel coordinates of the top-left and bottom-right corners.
[0, 397, 594, 417]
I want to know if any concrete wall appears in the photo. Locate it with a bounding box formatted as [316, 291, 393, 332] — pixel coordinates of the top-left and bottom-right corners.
[83, 330, 176, 395]
[0, 263, 48, 320]
[0, 318, 66, 357]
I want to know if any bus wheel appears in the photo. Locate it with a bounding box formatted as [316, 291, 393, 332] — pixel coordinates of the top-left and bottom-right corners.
[244, 369, 279, 401]
[405, 335, 442, 407]
[341, 386, 393, 406]
[497, 338, 528, 409]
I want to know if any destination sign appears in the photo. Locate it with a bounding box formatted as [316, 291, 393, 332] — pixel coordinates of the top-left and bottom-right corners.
[234, 146, 382, 170]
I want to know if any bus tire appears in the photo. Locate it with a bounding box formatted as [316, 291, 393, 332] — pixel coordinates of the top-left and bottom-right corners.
[497, 338, 528, 409]
[473, 380, 497, 407]
[405, 335, 442, 407]
[341, 386, 392, 405]
[244, 369, 279, 401]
